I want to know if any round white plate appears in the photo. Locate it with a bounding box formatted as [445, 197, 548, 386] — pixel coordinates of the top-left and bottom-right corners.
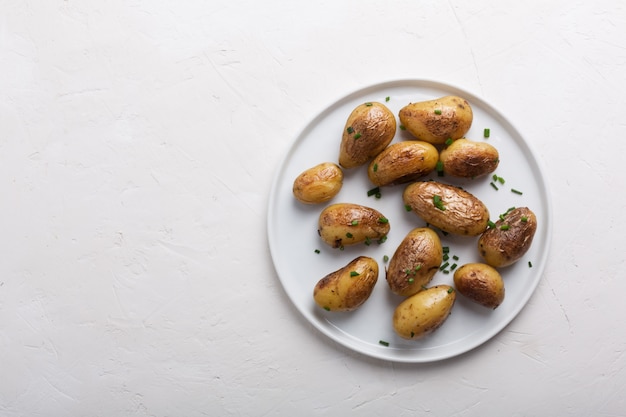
[267, 79, 552, 363]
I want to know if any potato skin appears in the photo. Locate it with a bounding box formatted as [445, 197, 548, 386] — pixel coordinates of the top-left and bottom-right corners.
[318, 203, 390, 248]
[367, 141, 439, 187]
[478, 207, 537, 267]
[439, 138, 500, 178]
[453, 263, 504, 309]
[314, 256, 379, 312]
[293, 162, 343, 204]
[392, 285, 456, 339]
[399, 96, 473, 145]
[339, 102, 396, 169]
[403, 181, 490, 236]
[386, 228, 442, 297]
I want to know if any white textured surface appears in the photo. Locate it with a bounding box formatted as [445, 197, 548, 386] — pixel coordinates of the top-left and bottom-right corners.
[1, 1, 625, 415]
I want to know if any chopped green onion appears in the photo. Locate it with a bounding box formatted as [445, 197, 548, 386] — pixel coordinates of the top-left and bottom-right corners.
[450, 263, 458, 270]
[499, 214, 506, 221]
[365, 102, 373, 106]
[440, 262, 449, 271]
[385, 96, 390, 102]
[377, 235, 387, 244]
[445, 137, 454, 146]
[378, 217, 389, 224]
[521, 216, 528, 223]
[347, 126, 354, 134]
[511, 188, 523, 195]
[447, 287, 455, 294]
[346, 232, 353, 238]
[488, 220, 496, 228]
[436, 160, 444, 177]
[404, 204, 412, 212]
[379, 340, 390, 347]
[383, 255, 389, 262]
[452, 255, 459, 261]
[408, 277, 415, 283]
[399, 124, 406, 130]
[351, 220, 359, 226]
[443, 253, 449, 261]
[442, 246, 450, 253]
[528, 261, 533, 268]
[484, 128, 490, 138]
[314, 249, 320, 254]
[434, 109, 442, 115]
[364, 236, 372, 246]
[443, 270, 450, 274]
[375, 192, 381, 199]
[490, 182, 499, 191]
[433, 195, 446, 211]
[414, 265, 422, 271]
[373, 163, 378, 172]
[323, 306, 330, 311]
[498, 176, 505, 184]
[500, 224, 510, 231]
[350, 271, 360, 277]
[410, 331, 415, 338]
[367, 186, 380, 197]
[354, 132, 362, 140]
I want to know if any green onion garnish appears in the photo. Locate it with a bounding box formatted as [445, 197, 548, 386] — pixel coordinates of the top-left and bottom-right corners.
[347, 126, 354, 134]
[383, 255, 389, 262]
[377, 235, 387, 244]
[378, 217, 389, 224]
[452, 255, 459, 261]
[442, 246, 450, 253]
[445, 137, 453, 146]
[354, 132, 362, 140]
[440, 262, 449, 271]
[385, 96, 390, 102]
[528, 261, 533, 268]
[379, 340, 390, 347]
[408, 277, 415, 283]
[414, 265, 421, 271]
[511, 188, 523, 195]
[436, 160, 444, 177]
[447, 287, 455, 294]
[364, 236, 371, 246]
[500, 224, 510, 231]
[404, 204, 412, 212]
[443, 253, 449, 261]
[351, 220, 359, 226]
[399, 124, 406, 130]
[314, 249, 320, 254]
[450, 263, 457, 270]
[490, 182, 499, 191]
[488, 220, 496, 228]
[433, 195, 446, 211]
[350, 271, 359, 277]
[367, 186, 380, 197]
[521, 216, 528, 222]
[365, 102, 373, 106]
[484, 128, 490, 138]
[373, 163, 378, 172]
[346, 232, 353, 238]
[434, 109, 442, 115]
[323, 306, 330, 311]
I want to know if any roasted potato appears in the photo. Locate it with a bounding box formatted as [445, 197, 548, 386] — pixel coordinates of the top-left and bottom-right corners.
[293, 162, 343, 204]
[478, 207, 537, 267]
[339, 102, 396, 168]
[453, 263, 504, 309]
[399, 96, 473, 145]
[386, 227, 442, 297]
[403, 181, 490, 236]
[439, 138, 500, 178]
[313, 256, 379, 312]
[392, 285, 456, 339]
[318, 203, 390, 248]
[367, 141, 439, 187]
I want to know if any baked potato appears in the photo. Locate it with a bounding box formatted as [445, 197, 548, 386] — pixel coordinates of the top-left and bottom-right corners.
[318, 203, 390, 248]
[293, 162, 343, 204]
[392, 285, 456, 339]
[453, 263, 504, 309]
[439, 138, 499, 178]
[478, 207, 537, 267]
[367, 141, 438, 187]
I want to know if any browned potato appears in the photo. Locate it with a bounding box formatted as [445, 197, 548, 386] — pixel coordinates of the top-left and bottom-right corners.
[439, 138, 500, 178]
[453, 263, 504, 309]
[478, 207, 537, 267]
[318, 203, 390, 248]
[367, 141, 439, 187]
[399, 96, 473, 145]
[386, 227, 442, 297]
[403, 181, 490, 236]
[392, 285, 456, 339]
[293, 162, 343, 204]
[339, 102, 396, 168]
[313, 256, 379, 312]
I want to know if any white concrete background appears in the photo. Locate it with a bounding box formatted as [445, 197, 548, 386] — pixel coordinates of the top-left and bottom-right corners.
[1, 0, 625, 416]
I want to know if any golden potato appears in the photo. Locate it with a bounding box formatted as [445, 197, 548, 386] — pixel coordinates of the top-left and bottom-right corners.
[453, 263, 504, 309]
[318, 203, 390, 249]
[293, 162, 343, 204]
[367, 141, 439, 187]
[478, 207, 537, 267]
[392, 285, 456, 339]
[386, 227, 442, 297]
[313, 256, 379, 312]
[339, 102, 396, 168]
[439, 138, 500, 178]
[399, 96, 473, 145]
[403, 181, 490, 236]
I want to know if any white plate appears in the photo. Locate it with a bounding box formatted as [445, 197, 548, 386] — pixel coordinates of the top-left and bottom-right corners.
[267, 80, 552, 363]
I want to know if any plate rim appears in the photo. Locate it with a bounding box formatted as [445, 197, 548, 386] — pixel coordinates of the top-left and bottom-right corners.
[267, 78, 553, 363]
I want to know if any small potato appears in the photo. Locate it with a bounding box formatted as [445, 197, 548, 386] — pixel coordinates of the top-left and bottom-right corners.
[399, 96, 473, 145]
[478, 207, 537, 267]
[454, 263, 504, 309]
[313, 256, 379, 312]
[392, 285, 456, 340]
[403, 181, 490, 236]
[318, 203, 390, 249]
[386, 227, 442, 297]
[293, 162, 343, 204]
[339, 102, 396, 169]
[367, 141, 439, 187]
[439, 138, 500, 178]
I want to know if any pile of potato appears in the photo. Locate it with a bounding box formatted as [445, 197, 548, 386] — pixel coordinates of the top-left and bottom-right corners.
[292, 96, 537, 341]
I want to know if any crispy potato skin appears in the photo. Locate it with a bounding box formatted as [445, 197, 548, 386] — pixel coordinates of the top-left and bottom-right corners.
[318, 203, 390, 248]
[399, 96, 472, 145]
[367, 141, 439, 187]
[339, 102, 396, 169]
[293, 162, 343, 204]
[314, 256, 379, 312]
[386, 228, 442, 297]
[453, 263, 504, 309]
[478, 207, 537, 267]
[403, 181, 490, 236]
[392, 285, 456, 339]
[439, 138, 499, 178]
